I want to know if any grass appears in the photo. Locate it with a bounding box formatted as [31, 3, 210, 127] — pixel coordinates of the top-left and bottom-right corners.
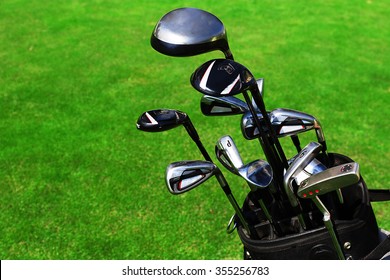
[0, 0, 389, 259]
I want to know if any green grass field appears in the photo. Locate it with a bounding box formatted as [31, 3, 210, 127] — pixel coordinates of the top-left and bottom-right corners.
[1, 0, 389, 259]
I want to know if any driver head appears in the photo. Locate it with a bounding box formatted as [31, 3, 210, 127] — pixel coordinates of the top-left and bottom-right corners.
[151, 8, 233, 59]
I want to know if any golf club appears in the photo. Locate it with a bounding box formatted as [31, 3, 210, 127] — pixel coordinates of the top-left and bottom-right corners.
[271, 108, 328, 163]
[297, 162, 361, 260]
[151, 7, 233, 59]
[136, 109, 212, 161]
[166, 160, 252, 235]
[200, 79, 264, 116]
[166, 160, 216, 194]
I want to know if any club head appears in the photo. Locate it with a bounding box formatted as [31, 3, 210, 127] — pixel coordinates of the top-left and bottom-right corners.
[290, 157, 327, 187]
[136, 109, 188, 132]
[238, 159, 273, 189]
[241, 108, 324, 141]
[284, 142, 323, 207]
[166, 160, 217, 194]
[215, 135, 244, 174]
[200, 95, 249, 116]
[270, 108, 325, 143]
[241, 111, 267, 140]
[297, 162, 360, 199]
[191, 59, 256, 97]
[150, 8, 233, 59]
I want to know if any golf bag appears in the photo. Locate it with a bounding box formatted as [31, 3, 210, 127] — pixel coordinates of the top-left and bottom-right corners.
[238, 153, 390, 260]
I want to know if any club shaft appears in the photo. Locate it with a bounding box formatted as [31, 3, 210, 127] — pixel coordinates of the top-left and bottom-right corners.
[249, 191, 284, 236]
[184, 120, 213, 162]
[183, 122, 252, 235]
[313, 197, 345, 260]
[215, 170, 252, 235]
[242, 92, 285, 198]
[250, 89, 289, 169]
[291, 135, 302, 152]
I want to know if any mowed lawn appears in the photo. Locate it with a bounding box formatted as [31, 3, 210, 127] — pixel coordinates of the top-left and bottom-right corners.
[0, 0, 389, 259]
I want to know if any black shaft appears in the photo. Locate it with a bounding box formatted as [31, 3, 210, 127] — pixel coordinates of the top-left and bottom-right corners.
[291, 135, 302, 152]
[250, 88, 289, 170]
[242, 92, 285, 195]
[183, 119, 252, 235]
[184, 119, 213, 162]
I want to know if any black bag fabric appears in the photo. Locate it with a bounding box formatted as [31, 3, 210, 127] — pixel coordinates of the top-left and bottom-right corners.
[237, 153, 386, 260]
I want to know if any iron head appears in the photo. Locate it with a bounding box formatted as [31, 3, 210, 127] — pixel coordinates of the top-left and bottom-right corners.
[215, 135, 244, 174]
[238, 159, 273, 189]
[165, 160, 217, 194]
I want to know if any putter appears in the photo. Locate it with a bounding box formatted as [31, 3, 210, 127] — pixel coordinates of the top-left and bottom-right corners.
[151, 7, 233, 59]
[166, 160, 252, 235]
[297, 162, 360, 260]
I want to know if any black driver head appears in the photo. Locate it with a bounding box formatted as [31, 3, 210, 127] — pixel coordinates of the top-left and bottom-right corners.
[150, 8, 233, 59]
[190, 59, 256, 97]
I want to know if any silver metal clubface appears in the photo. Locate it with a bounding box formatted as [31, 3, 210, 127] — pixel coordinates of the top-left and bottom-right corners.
[288, 155, 327, 186]
[241, 108, 325, 143]
[270, 108, 325, 144]
[166, 160, 216, 194]
[215, 135, 244, 174]
[238, 159, 273, 189]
